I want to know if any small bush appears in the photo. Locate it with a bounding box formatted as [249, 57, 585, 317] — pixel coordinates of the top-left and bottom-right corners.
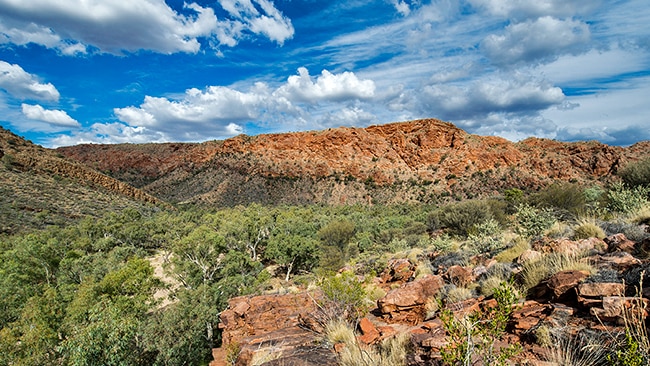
[440, 281, 521, 365]
[607, 182, 649, 214]
[531, 183, 587, 217]
[435, 200, 494, 237]
[466, 218, 505, 255]
[618, 158, 650, 188]
[515, 204, 556, 238]
[572, 218, 606, 240]
[319, 271, 368, 321]
[520, 253, 594, 292]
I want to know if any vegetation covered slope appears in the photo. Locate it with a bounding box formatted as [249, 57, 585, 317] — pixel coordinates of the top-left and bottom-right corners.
[0, 126, 163, 234]
[58, 119, 650, 206]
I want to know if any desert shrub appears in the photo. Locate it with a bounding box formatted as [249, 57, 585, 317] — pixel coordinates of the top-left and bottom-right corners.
[429, 251, 469, 274]
[607, 182, 649, 214]
[466, 218, 505, 255]
[572, 218, 606, 240]
[325, 321, 410, 366]
[520, 253, 594, 292]
[618, 158, 650, 188]
[531, 182, 587, 217]
[494, 237, 530, 263]
[434, 200, 494, 237]
[440, 281, 521, 365]
[602, 220, 650, 243]
[515, 203, 556, 238]
[586, 268, 621, 284]
[544, 331, 607, 366]
[546, 221, 574, 239]
[441, 285, 475, 304]
[319, 271, 368, 321]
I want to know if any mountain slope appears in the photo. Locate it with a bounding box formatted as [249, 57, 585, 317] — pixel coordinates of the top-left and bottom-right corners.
[57, 119, 650, 206]
[0, 126, 164, 234]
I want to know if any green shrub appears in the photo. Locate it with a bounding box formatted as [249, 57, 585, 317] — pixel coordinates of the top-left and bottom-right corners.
[434, 200, 494, 237]
[319, 271, 368, 321]
[607, 182, 649, 214]
[572, 218, 606, 240]
[618, 158, 650, 188]
[531, 183, 587, 217]
[515, 203, 556, 238]
[466, 218, 505, 255]
[440, 281, 521, 365]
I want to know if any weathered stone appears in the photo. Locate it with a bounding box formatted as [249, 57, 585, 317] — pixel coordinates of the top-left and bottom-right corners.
[546, 270, 589, 299]
[516, 249, 543, 264]
[377, 275, 444, 324]
[599, 252, 641, 270]
[213, 292, 323, 366]
[578, 282, 625, 298]
[357, 317, 380, 345]
[445, 265, 473, 287]
[605, 233, 636, 254]
[380, 258, 415, 283]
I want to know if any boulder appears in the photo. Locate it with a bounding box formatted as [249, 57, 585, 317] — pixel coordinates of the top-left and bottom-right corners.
[380, 258, 415, 283]
[445, 265, 473, 287]
[358, 317, 380, 345]
[213, 292, 328, 366]
[605, 233, 636, 254]
[377, 275, 445, 324]
[546, 270, 589, 299]
[599, 251, 642, 270]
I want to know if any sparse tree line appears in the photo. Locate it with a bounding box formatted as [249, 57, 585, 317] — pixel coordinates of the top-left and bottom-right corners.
[0, 158, 648, 365]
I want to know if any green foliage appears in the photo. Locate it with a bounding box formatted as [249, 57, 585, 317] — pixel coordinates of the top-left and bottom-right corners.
[608, 331, 645, 366]
[319, 271, 368, 321]
[530, 183, 587, 217]
[572, 220, 606, 240]
[440, 281, 521, 365]
[618, 158, 650, 188]
[466, 218, 505, 255]
[607, 182, 649, 214]
[515, 203, 556, 238]
[433, 200, 495, 237]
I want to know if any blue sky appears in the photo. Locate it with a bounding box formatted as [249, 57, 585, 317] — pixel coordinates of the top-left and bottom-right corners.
[0, 0, 648, 147]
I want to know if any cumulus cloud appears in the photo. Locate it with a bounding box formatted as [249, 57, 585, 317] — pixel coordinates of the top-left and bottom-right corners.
[276, 67, 376, 103]
[482, 16, 590, 66]
[0, 0, 293, 54]
[0, 60, 60, 101]
[21, 103, 79, 127]
[111, 68, 375, 141]
[48, 122, 169, 147]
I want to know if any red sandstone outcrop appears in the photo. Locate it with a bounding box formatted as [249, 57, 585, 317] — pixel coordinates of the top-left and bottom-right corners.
[57, 119, 650, 205]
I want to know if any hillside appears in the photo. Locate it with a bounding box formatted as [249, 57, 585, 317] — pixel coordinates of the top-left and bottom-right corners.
[0, 126, 164, 234]
[58, 119, 650, 206]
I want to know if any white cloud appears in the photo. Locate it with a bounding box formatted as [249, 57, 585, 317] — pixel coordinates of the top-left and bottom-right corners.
[0, 60, 60, 101]
[48, 122, 169, 147]
[276, 67, 376, 103]
[390, 0, 412, 16]
[482, 16, 590, 66]
[468, 0, 601, 20]
[0, 0, 293, 54]
[415, 73, 565, 120]
[21, 103, 79, 127]
[538, 46, 649, 85]
[56, 68, 376, 144]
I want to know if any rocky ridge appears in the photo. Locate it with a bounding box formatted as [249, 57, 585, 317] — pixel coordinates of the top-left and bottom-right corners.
[58, 119, 650, 206]
[0, 126, 164, 233]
